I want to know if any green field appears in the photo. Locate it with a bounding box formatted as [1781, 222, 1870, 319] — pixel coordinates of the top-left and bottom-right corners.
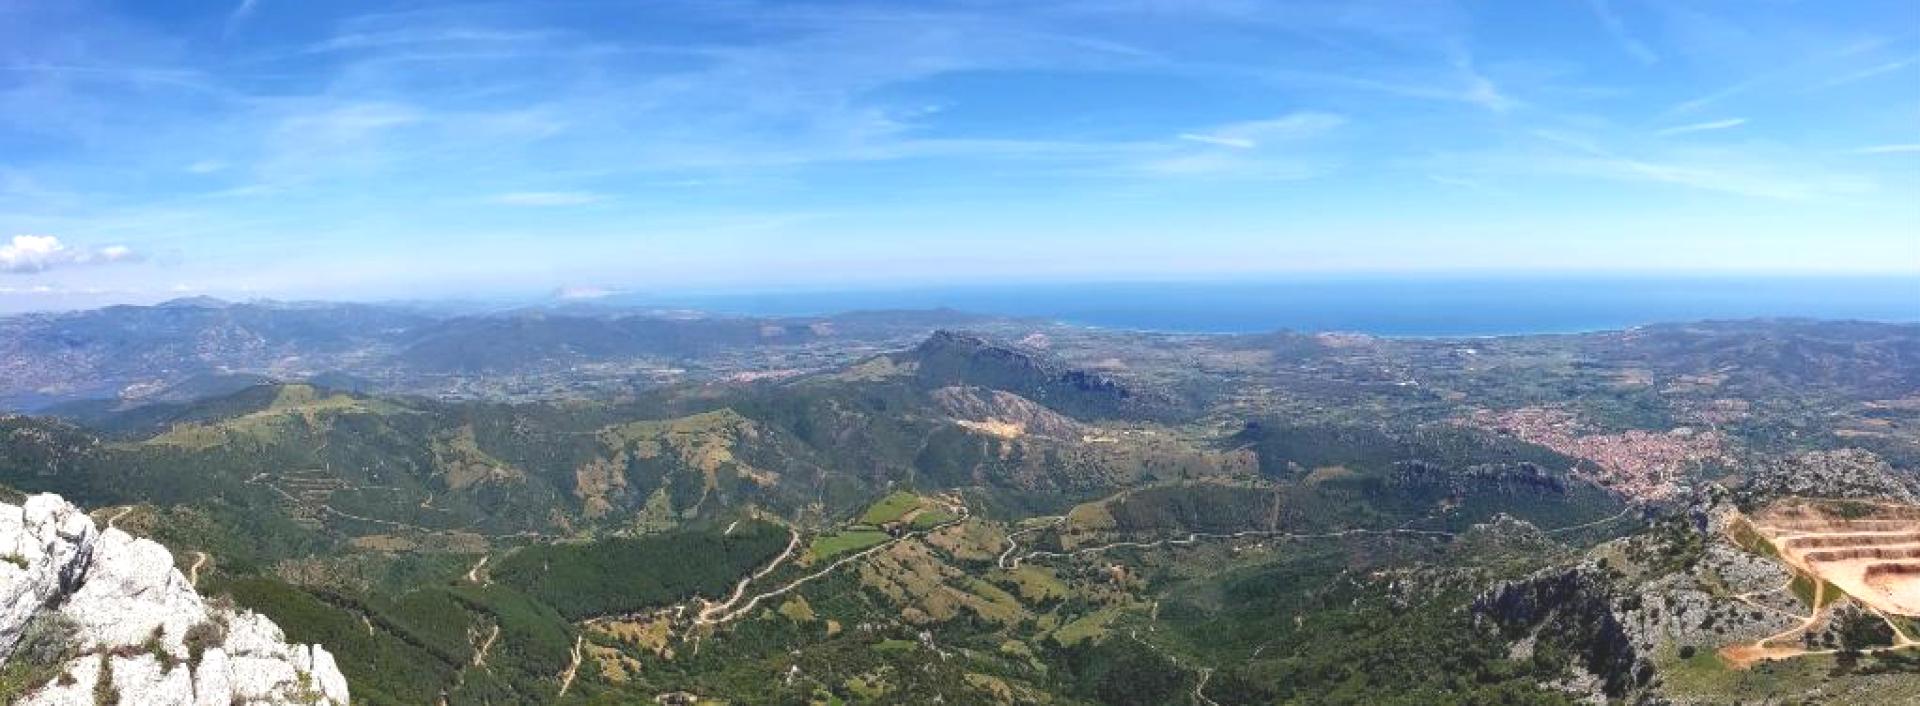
[1051, 606, 1125, 647]
[859, 491, 924, 525]
[809, 529, 891, 560]
[909, 507, 958, 530]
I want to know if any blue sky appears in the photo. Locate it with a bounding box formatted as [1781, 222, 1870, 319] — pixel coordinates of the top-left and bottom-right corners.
[1, 0, 1916, 310]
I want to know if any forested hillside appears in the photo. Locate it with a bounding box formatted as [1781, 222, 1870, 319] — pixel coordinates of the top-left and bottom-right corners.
[1, 320, 1915, 704]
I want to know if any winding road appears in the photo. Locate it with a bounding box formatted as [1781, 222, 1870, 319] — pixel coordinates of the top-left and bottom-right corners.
[1127, 628, 1219, 706]
[556, 635, 585, 697]
[996, 516, 1065, 569]
[1000, 505, 1639, 570]
[1194, 667, 1219, 706]
[699, 500, 969, 626]
[472, 624, 501, 667]
[187, 551, 209, 586]
[1543, 505, 1640, 535]
[696, 527, 802, 623]
[1006, 527, 1455, 569]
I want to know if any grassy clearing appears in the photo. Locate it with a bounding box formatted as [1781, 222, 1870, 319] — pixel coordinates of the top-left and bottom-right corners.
[1303, 465, 1359, 486]
[860, 491, 924, 525]
[146, 385, 390, 450]
[909, 507, 958, 530]
[1663, 646, 1829, 702]
[810, 530, 891, 560]
[1788, 572, 1843, 609]
[1000, 566, 1069, 603]
[778, 596, 816, 623]
[1892, 615, 1920, 642]
[1064, 499, 1117, 533]
[1051, 606, 1124, 647]
[960, 577, 1026, 624]
[1725, 517, 1779, 560]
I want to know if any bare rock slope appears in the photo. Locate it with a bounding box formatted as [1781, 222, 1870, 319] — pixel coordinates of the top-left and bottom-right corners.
[1, 494, 349, 705]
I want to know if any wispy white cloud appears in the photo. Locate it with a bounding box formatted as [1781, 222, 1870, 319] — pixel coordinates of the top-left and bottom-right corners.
[1148, 112, 1344, 177]
[1, 0, 1913, 296]
[1260, 60, 1518, 113]
[1143, 152, 1322, 179]
[305, 28, 560, 55]
[224, 0, 261, 38]
[1177, 133, 1255, 149]
[229, 0, 259, 22]
[1427, 173, 1508, 196]
[1654, 118, 1746, 136]
[1662, 76, 1766, 117]
[493, 191, 607, 206]
[1454, 58, 1518, 113]
[1826, 55, 1917, 86]
[0, 235, 142, 274]
[1177, 113, 1345, 151]
[278, 102, 422, 141]
[1586, 0, 1659, 65]
[1517, 130, 1872, 201]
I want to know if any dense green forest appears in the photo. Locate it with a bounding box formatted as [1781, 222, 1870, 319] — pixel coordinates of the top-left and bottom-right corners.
[493, 521, 790, 620]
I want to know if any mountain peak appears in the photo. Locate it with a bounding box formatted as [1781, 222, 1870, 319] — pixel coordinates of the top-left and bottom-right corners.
[901, 330, 1156, 420]
[914, 328, 995, 352]
[153, 296, 234, 309]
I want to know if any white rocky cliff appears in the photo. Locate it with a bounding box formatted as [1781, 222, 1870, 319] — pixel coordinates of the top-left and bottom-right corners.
[0, 494, 349, 705]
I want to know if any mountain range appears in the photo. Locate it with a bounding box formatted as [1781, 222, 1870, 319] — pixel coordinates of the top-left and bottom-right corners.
[0, 307, 1916, 704]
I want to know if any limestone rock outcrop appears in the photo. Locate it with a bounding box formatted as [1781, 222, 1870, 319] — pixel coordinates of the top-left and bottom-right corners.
[0, 494, 349, 705]
[1473, 563, 1648, 699]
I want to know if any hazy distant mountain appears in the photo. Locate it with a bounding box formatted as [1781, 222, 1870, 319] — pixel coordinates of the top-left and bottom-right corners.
[0, 298, 431, 408]
[0, 299, 1004, 410]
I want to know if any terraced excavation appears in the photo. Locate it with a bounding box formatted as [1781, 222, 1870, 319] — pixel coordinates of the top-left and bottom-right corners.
[1721, 498, 1920, 668]
[1754, 499, 1920, 617]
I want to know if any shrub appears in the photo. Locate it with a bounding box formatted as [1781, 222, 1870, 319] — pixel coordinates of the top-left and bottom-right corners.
[184, 619, 228, 667]
[0, 613, 81, 702]
[93, 653, 117, 706]
[140, 625, 178, 668]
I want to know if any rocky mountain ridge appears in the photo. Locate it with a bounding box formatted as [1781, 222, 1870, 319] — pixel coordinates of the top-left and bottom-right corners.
[0, 493, 349, 705]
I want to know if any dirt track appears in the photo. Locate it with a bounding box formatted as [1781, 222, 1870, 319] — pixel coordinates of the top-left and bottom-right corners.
[1721, 499, 1920, 667]
[700, 496, 969, 626]
[1753, 500, 1920, 618]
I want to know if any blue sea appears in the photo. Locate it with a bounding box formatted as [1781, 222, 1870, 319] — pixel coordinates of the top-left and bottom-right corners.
[610, 276, 1920, 336]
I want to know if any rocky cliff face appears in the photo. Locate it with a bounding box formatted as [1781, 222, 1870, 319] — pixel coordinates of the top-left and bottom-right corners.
[1473, 563, 1648, 699]
[0, 494, 349, 705]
